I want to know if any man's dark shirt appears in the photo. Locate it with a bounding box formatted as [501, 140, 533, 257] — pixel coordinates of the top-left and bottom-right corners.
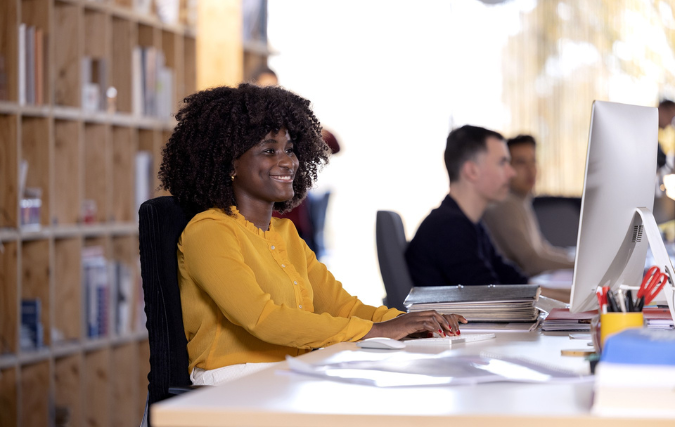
[405, 195, 529, 286]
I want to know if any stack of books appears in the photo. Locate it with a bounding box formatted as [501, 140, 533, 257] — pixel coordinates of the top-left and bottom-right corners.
[404, 285, 541, 322]
[643, 307, 674, 329]
[541, 308, 597, 332]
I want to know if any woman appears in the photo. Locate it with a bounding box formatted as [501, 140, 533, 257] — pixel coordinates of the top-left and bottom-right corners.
[159, 84, 466, 385]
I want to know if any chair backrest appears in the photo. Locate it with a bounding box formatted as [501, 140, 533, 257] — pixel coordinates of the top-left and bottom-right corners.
[531, 196, 581, 247]
[375, 211, 414, 311]
[138, 196, 194, 409]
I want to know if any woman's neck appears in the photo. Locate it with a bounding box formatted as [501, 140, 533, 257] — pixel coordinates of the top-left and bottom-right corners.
[235, 197, 274, 231]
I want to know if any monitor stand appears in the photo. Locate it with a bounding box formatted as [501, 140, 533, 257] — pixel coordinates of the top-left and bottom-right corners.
[635, 207, 675, 322]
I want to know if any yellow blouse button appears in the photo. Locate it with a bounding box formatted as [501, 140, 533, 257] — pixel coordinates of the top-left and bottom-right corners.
[298, 305, 302, 309]
[271, 245, 275, 250]
[293, 281, 298, 285]
[281, 264, 286, 268]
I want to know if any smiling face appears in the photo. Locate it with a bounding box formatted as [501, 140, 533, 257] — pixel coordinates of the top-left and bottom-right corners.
[232, 127, 299, 208]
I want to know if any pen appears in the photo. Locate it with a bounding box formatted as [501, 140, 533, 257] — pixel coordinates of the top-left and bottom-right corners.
[606, 290, 619, 312]
[626, 289, 634, 312]
[617, 291, 626, 313]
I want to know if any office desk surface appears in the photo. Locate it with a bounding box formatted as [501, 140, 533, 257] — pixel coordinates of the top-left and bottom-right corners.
[152, 332, 672, 427]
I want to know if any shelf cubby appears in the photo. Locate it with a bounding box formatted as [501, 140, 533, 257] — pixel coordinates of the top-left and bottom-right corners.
[54, 1, 81, 107]
[0, 114, 18, 228]
[162, 29, 179, 111]
[84, 123, 109, 223]
[20, 116, 50, 226]
[20, 239, 50, 348]
[20, 360, 50, 426]
[183, 35, 196, 99]
[0, 241, 18, 356]
[54, 237, 81, 343]
[53, 119, 81, 226]
[84, 348, 110, 427]
[54, 354, 81, 427]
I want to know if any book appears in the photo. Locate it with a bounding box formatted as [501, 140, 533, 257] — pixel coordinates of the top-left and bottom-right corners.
[541, 308, 597, 332]
[82, 246, 109, 338]
[20, 298, 43, 350]
[404, 285, 541, 322]
[18, 24, 25, 105]
[643, 306, 674, 329]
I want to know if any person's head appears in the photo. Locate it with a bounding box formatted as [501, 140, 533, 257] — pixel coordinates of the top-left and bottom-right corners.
[506, 134, 537, 195]
[444, 125, 515, 202]
[159, 84, 328, 215]
[658, 100, 675, 129]
[251, 65, 279, 87]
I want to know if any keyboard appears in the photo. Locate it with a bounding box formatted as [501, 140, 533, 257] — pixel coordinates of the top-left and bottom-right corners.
[403, 333, 496, 347]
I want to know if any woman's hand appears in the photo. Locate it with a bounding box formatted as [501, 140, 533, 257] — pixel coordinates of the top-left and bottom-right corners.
[363, 311, 467, 341]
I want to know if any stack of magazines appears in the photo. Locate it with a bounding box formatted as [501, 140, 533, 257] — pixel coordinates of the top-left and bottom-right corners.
[540, 308, 596, 332]
[404, 284, 541, 322]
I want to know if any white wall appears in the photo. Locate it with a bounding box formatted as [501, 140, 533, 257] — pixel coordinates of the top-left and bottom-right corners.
[268, 0, 533, 305]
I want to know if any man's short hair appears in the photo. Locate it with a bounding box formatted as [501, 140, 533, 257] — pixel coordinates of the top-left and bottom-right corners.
[444, 125, 504, 183]
[660, 99, 675, 110]
[506, 134, 537, 150]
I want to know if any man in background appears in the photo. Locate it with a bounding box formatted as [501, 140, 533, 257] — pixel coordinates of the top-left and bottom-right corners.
[482, 135, 574, 277]
[658, 100, 675, 170]
[405, 125, 528, 286]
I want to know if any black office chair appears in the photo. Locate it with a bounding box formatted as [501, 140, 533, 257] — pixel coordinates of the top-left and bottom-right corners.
[375, 211, 415, 311]
[138, 196, 198, 427]
[532, 196, 582, 248]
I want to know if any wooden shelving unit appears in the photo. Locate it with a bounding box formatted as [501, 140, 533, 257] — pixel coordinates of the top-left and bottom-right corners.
[0, 0, 196, 426]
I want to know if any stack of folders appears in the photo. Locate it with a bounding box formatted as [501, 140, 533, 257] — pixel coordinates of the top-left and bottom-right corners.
[404, 285, 541, 322]
[643, 307, 675, 330]
[541, 308, 597, 332]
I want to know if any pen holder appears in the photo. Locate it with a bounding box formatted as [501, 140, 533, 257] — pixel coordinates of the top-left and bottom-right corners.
[599, 312, 644, 349]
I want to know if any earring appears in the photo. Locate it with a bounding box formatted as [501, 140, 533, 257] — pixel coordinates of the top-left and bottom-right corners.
[231, 175, 235, 181]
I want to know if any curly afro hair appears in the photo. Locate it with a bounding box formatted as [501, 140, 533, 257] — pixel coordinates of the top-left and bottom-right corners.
[159, 83, 329, 215]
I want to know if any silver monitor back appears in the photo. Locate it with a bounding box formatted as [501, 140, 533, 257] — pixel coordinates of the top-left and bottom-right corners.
[570, 100, 659, 313]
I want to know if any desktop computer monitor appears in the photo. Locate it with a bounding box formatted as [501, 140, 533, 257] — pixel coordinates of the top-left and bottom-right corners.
[570, 100, 665, 313]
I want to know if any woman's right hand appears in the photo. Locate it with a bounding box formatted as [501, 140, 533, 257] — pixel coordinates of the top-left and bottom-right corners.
[362, 311, 467, 341]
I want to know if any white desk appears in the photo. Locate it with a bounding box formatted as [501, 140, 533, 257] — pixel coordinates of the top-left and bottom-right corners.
[152, 332, 672, 427]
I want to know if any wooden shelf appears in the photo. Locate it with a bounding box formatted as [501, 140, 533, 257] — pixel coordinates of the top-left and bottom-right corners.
[0, 0, 196, 425]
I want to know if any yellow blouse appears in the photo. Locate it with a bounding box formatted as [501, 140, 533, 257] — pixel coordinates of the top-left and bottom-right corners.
[178, 207, 403, 372]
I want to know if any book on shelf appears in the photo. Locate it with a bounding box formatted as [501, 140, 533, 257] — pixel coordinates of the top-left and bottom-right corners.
[82, 246, 109, 338]
[110, 260, 135, 335]
[18, 24, 46, 106]
[404, 284, 541, 322]
[0, 54, 7, 101]
[20, 298, 43, 350]
[135, 151, 153, 212]
[132, 46, 174, 118]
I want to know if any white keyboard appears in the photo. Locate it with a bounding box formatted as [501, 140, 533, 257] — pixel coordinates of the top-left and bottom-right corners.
[403, 333, 496, 347]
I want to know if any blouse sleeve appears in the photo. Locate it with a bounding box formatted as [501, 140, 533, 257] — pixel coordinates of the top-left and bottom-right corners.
[183, 219, 378, 349]
[305, 240, 405, 322]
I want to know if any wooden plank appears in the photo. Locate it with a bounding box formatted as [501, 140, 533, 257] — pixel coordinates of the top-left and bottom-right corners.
[137, 339, 150, 420]
[84, 349, 110, 427]
[55, 355, 82, 427]
[111, 344, 137, 427]
[54, 120, 81, 225]
[84, 9, 107, 58]
[54, 238, 82, 342]
[21, 239, 50, 346]
[196, 0, 242, 89]
[0, 0, 18, 101]
[21, 117, 50, 226]
[183, 36, 196, 97]
[138, 24, 155, 48]
[84, 124, 109, 223]
[0, 115, 18, 227]
[20, 361, 50, 427]
[0, 368, 17, 427]
[111, 126, 133, 222]
[0, 242, 18, 354]
[112, 17, 133, 113]
[54, 2, 81, 107]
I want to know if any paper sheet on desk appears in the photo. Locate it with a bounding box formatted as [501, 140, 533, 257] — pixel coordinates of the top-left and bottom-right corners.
[530, 269, 574, 290]
[285, 353, 593, 387]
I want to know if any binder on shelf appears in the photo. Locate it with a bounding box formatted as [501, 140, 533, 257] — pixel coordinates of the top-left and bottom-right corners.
[404, 284, 541, 322]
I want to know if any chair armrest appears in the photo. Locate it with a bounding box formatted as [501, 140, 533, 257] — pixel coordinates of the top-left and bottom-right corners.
[168, 385, 205, 396]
